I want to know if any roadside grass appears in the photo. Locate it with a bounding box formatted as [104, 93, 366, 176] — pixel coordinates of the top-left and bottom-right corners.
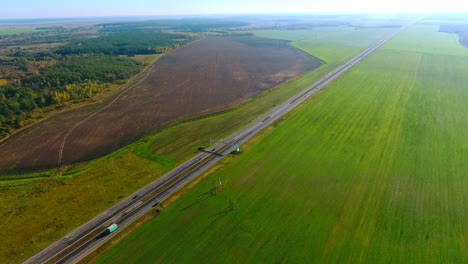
[0, 27, 391, 263]
[96, 26, 468, 263]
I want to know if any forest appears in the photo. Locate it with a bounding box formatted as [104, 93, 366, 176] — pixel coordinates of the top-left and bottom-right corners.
[23, 55, 142, 88]
[99, 19, 248, 33]
[56, 32, 199, 55]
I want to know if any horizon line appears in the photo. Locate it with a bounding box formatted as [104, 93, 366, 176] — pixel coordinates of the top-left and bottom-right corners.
[1, 11, 468, 22]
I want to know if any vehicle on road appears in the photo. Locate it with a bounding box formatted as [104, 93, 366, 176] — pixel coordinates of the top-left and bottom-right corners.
[107, 224, 119, 233]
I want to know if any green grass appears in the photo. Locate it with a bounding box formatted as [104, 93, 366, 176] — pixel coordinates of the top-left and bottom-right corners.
[254, 27, 394, 63]
[0, 29, 43, 35]
[96, 25, 468, 263]
[253, 27, 394, 47]
[382, 25, 468, 57]
[130, 54, 163, 65]
[0, 27, 393, 263]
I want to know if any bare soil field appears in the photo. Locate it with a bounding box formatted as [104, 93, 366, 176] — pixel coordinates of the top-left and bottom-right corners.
[0, 36, 321, 173]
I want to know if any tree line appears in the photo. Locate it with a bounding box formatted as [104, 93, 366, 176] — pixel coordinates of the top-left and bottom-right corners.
[56, 32, 199, 56]
[0, 55, 142, 138]
[99, 19, 249, 33]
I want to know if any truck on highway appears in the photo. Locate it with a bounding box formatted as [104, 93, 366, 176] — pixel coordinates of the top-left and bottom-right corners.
[107, 223, 119, 233]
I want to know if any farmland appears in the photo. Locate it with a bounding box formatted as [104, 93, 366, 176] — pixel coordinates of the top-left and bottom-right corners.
[0, 26, 393, 263]
[96, 25, 468, 263]
[0, 36, 321, 172]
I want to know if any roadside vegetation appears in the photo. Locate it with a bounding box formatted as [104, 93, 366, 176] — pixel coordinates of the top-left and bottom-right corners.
[0, 26, 393, 263]
[96, 25, 468, 263]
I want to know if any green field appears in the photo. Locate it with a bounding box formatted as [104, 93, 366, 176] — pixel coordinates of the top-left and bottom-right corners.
[97, 25, 468, 263]
[254, 27, 393, 47]
[0, 27, 393, 263]
[0, 29, 42, 35]
[254, 27, 396, 63]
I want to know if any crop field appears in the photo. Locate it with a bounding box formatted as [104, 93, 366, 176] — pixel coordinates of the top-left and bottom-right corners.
[0, 29, 42, 35]
[253, 27, 394, 63]
[253, 27, 394, 47]
[0, 36, 321, 172]
[0, 27, 393, 263]
[96, 25, 468, 263]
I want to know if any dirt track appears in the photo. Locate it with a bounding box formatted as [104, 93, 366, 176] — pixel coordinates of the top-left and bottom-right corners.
[0, 36, 321, 173]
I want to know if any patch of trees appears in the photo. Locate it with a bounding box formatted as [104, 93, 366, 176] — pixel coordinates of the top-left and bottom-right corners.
[0, 85, 39, 137]
[99, 19, 249, 33]
[0, 56, 28, 72]
[51, 82, 105, 104]
[439, 24, 468, 47]
[56, 32, 199, 56]
[23, 55, 142, 88]
[10, 49, 60, 61]
[0, 27, 98, 48]
[0, 55, 141, 138]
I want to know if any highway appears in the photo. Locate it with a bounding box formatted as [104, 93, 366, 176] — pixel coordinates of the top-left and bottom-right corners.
[23, 25, 409, 264]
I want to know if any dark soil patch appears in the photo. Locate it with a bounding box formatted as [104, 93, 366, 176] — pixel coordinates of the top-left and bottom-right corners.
[0, 36, 321, 173]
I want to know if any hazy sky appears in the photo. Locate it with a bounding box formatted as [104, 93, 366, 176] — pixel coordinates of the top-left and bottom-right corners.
[2, 0, 467, 19]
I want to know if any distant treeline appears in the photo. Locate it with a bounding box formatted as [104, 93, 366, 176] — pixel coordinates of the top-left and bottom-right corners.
[99, 19, 249, 33]
[56, 32, 199, 56]
[23, 55, 142, 88]
[439, 24, 468, 47]
[0, 27, 97, 48]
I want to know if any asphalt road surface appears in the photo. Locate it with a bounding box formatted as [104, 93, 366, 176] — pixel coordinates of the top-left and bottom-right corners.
[23, 24, 409, 264]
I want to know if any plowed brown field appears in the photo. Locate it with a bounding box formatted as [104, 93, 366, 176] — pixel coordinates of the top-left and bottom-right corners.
[0, 36, 321, 173]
